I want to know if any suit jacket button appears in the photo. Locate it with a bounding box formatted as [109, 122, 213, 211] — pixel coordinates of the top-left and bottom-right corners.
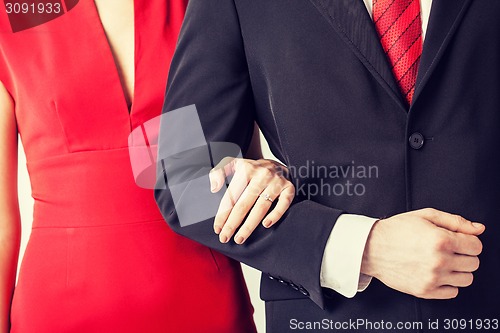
[268, 274, 275, 280]
[278, 278, 289, 285]
[299, 286, 310, 296]
[409, 133, 425, 150]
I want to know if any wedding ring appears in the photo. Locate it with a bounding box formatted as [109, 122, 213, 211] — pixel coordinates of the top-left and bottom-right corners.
[260, 193, 273, 203]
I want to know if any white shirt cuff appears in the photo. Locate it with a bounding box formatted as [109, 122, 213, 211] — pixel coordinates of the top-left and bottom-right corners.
[320, 214, 378, 298]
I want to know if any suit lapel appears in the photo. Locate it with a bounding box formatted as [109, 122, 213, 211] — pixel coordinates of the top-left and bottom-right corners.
[412, 0, 473, 105]
[308, 0, 407, 111]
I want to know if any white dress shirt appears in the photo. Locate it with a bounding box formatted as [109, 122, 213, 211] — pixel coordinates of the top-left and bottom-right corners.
[320, 0, 434, 298]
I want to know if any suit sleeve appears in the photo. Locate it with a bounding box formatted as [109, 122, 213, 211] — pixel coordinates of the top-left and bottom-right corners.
[155, 0, 344, 309]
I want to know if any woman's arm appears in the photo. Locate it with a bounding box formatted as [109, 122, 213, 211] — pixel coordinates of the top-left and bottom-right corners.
[210, 156, 294, 244]
[0, 81, 21, 332]
[208, 123, 294, 244]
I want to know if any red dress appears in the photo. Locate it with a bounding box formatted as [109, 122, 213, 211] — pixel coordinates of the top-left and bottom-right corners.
[0, 1, 256, 332]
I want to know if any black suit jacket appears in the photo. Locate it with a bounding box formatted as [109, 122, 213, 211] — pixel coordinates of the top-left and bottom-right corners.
[155, 0, 500, 330]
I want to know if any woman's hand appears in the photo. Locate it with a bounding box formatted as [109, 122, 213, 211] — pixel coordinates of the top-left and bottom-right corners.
[209, 158, 295, 245]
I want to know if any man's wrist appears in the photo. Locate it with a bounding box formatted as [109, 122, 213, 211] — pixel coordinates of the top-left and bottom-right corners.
[360, 219, 383, 278]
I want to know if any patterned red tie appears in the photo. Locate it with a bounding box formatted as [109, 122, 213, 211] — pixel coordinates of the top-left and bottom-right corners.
[373, 0, 423, 106]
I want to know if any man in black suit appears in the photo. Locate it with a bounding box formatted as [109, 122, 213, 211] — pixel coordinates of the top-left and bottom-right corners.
[155, 0, 500, 331]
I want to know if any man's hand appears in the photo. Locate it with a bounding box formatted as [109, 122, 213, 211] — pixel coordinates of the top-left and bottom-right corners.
[361, 208, 485, 299]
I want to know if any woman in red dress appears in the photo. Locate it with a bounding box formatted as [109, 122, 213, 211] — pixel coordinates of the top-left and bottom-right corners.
[0, 1, 293, 332]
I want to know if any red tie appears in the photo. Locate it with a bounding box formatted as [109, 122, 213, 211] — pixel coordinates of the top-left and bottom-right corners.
[373, 0, 423, 106]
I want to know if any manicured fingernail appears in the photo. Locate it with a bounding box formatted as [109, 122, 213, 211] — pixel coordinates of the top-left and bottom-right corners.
[235, 236, 245, 244]
[220, 235, 228, 243]
[263, 219, 272, 228]
[211, 181, 218, 193]
[214, 226, 222, 234]
[472, 222, 484, 229]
